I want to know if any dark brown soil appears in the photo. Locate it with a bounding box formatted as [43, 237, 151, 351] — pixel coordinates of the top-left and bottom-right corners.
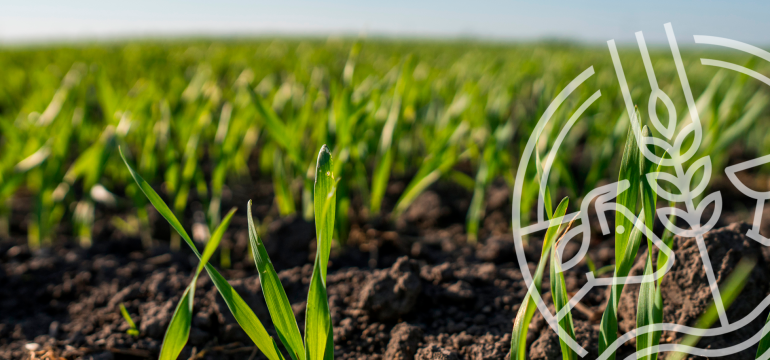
[1, 184, 768, 359]
[618, 222, 770, 360]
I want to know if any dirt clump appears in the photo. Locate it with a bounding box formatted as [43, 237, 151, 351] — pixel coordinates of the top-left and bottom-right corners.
[397, 191, 445, 230]
[385, 323, 424, 360]
[415, 344, 460, 360]
[475, 234, 515, 264]
[358, 257, 423, 321]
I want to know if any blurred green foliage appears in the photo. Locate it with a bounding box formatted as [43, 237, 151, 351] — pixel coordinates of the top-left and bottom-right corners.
[0, 38, 767, 248]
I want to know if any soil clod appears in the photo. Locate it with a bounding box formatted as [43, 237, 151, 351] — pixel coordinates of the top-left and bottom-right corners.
[358, 256, 422, 321]
[385, 322, 424, 360]
[415, 345, 460, 360]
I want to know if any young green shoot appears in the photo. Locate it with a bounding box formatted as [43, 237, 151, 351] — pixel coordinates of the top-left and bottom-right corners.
[510, 197, 569, 360]
[120, 147, 285, 360]
[119, 303, 139, 337]
[599, 111, 644, 360]
[551, 217, 579, 360]
[245, 145, 337, 360]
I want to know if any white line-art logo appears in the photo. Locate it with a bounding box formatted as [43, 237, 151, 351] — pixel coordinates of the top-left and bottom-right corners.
[512, 23, 770, 359]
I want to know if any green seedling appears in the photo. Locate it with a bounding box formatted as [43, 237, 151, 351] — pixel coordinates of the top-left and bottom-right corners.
[509, 196, 569, 360]
[121, 145, 336, 360]
[370, 58, 410, 216]
[598, 111, 646, 360]
[119, 303, 139, 337]
[245, 145, 336, 360]
[1, 40, 766, 255]
[551, 218, 579, 360]
[121, 148, 284, 360]
[466, 118, 514, 242]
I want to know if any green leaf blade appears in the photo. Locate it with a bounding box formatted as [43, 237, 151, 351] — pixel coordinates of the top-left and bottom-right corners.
[306, 145, 336, 360]
[600, 213, 646, 359]
[247, 201, 305, 360]
[313, 145, 336, 282]
[120, 149, 284, 360]
[119, 303, 138, 336]
[159, 285, 194, 360]
[535, 150, 553, 219]
[305, 263, 331, 360]
[551, 241, 577, 360]
[198, 208, 236, 275]
[636, 251, 658, 360]
[509, 197, 569, 360]
[757, 312, 770, 359]
[600, 114, 645, 360]
[370, 148, 393, 214]
[119, 148, 198, 256]
[206, 267, 286, 360]
[159, 207, 237, 360]
[615, 118, 641, 262]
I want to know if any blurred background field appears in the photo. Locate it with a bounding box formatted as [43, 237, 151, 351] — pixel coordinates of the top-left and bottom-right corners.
[1, 38, 769, 251]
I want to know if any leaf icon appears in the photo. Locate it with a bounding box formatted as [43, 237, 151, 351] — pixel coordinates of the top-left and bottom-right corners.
[645, 156, 711, 202]
[656, 191, 722, 237]
[648, 88, 678, 140]
[683, 156, 712, 198]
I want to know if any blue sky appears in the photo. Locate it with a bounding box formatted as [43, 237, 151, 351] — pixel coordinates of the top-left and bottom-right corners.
[1, 0, 769, 44]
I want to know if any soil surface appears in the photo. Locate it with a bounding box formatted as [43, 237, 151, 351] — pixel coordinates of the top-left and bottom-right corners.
[2, 184, 769, 360]
[618, 222, 770, 360]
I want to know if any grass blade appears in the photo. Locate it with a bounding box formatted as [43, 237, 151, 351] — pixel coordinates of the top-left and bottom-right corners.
[656, 207, 676, 274]
[599, 211, 645, 360]
[305, 262, 331, 360]
[159, 208, 235, 360]
[120, 148, 284, 360]
[535, 150, 553, 219]
[637, 124, 663, 360]
[313, 145, 336, 282]
[306, 145, 336, 360]
[119, 303, 139, 337]
[639, 126, 657, 243]
[273, 149, 297, 216]
[159, 284, 194, 360]
[551, 238, 577, 360]
[510, 197, 569, 360]
[369, 148, 393, 215]
[249, 87, 302, 165]
[615, 113, 641, 264]
[466, 156, 489, 243]
[208, 268, 286, 360]
[247, 201, 305, 360]
[393, 149, 457, 217]
[757, 312, 770, 359]
[599, 112, 643, 360]
[636, 251, 657, 360]
[198, 208, 236, 274]
[370, 60, 406, 215]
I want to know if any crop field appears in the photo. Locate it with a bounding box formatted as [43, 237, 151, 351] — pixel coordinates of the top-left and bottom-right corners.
[1, 38, 770, 360]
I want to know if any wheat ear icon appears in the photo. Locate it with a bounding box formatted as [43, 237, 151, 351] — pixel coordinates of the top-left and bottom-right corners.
[611, 23, 729, 328]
